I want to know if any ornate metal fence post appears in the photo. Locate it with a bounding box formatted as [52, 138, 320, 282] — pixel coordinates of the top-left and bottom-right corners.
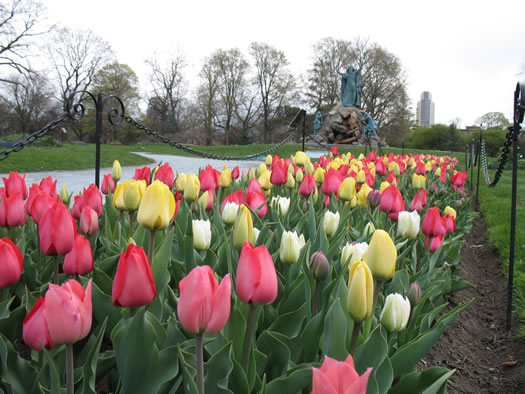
[506, 82, 525, 331]
[475, 126, 482, 211]
[67, 91, 125, 188]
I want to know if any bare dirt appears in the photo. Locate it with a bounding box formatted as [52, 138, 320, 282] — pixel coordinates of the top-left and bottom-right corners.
[423, 215, 525, 393]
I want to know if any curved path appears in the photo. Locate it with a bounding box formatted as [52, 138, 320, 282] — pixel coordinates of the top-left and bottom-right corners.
[1, 152, 262, 195]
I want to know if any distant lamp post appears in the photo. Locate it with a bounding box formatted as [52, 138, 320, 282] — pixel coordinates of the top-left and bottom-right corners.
[61, 127, 67, 145]
[66, 91, 125, 188]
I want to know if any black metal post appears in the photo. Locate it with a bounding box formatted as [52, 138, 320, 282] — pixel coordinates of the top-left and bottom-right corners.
[475, 126, 482, 211]
[470, 139, 474, 191]
[302, 110, 306, 153]
[506, 82, 524, 331]
[95, 93, 103, 188]
[401, 141, 404, 155]
[465, 144, 469, 172]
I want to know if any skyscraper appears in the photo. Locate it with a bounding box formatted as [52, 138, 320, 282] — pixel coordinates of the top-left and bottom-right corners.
[416, 91, 435, 127]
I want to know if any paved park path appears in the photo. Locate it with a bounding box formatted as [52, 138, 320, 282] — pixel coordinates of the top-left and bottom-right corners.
[1, 152, 262, 195]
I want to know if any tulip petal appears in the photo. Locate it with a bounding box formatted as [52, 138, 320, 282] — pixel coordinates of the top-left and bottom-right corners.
[206, 274, 231, 333]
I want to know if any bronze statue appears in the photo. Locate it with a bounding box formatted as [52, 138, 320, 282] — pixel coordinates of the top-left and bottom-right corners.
[314, 111, 323, 135]
[338, 62, 364, 107]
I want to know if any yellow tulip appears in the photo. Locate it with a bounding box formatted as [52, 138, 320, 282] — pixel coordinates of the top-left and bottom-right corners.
[59, 184, 71, 206]
[388, 161, 400, 177]
[219, 168, 232, 188]
[338, 177, 356, 201]
[295, 168, 304, 183]
[124, 180, 146, 211]
[356, 183, 372, 208]
[257, 163, 268, 178]
[444, 206, 457, 219]
[113, 182, 126, 210]
[313, 167, 326, 184]
[347, 260, 374, 322]
[137, 180, 176, 231]
[425, 161, 432, 173]
[362, 229, 397, 281]
[265, 155, 273, 166]
[176, 173, 188, 192]
[183, 174, 200, 202]
[258, 170, 272, 190]
[305, 160, 314, 175]
[295, 151, 307, 166]
[412, 173, 427, 189]
[112, 160, 121, 182]
[285, 172, 295, 189]
[356, 169, 366, 184]
[233, 204, 254, 250]
[379, 181, 390, 194]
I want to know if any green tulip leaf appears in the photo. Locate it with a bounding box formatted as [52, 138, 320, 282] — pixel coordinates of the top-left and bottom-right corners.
[268, 304, 307, 338]
[321, 297, 348, 361]
[151, 228, 174, 294]
[0, 334, 38, 394]
[204, 341, 234, 393]
[178, 345, 198, 394]
[229, 359, 249, 394]
[91, 282, 121, 334]
[78, 318, 108, 394]
[93, 267, 114, 295]
[0, 297, 14, 320]
[388, 367, 455, 394]
[385, 269, 410, 295]
[256, 330, 291, 381]
[301, 312, 323, 363]
[265, 363, 313, 392]
[354, 325, 388, 374]
[375, 356, 394, 394]
[223, 304, 246, 361]
[390, 300, 473, 378]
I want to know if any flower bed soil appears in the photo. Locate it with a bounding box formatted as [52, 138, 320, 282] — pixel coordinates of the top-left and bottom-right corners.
[423, 214, 525, 393]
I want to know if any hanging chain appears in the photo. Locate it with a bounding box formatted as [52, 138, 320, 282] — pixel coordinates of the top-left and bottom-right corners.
[0, 113, 70, 161]
[480, 126, 514, 187]
[122, 114, 301, 161]
[471, 142, 476, 167]
[305, 134, 332, 150]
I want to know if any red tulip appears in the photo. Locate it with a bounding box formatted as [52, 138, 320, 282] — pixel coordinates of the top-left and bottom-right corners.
[312, 355, 371, 394]
[0, 188, 27, 227]
[236, 242, 277, 305]
[79, 206, 99, 235]
[112, 244, 156, 307]
[101, 174, 115, 194]
[322, 169, 343, 196]
[44, 279, 92, 344]
[385, 171, 397, 184]
[330, 146, 338, 156]
[270, 156, 287, 185]
[134, 165, 151, 185]
[26, 185, 58, 224]
[367, 151, 377, 162]
[426, 235, 443, 252]
[379, 185, 405, 215]
[22, 297, 55, 351]
[421, 207, 447, 237]
[221, 189, 246, 214]
[298, 174, 317, 197]
[0, 238, 23, 288]
[443, 214, 456, 233]
[39, 176, 57, 197]
[71, 194, 84, 220]
[247, 178, 262, 194]
[200, 165, 220, 191]
[39, 200, 77, 256]
[63, 234, 93, 276]
[247, 191, 267, 218]
[408, 189, 427, 213]
[450, 171, 467, 192]
[374, 159, 386, 176]
[3, 171, 28, 200]
[154, 163, 175, 189]
[82, 184, 103, 217]
[231, 165, 240, 180]
[177, 266, 231, 334]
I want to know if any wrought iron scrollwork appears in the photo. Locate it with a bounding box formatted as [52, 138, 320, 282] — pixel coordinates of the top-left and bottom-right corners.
[66, 90, 126, 124]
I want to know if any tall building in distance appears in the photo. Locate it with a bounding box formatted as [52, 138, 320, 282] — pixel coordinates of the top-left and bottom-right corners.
[416, 91, 435, 127]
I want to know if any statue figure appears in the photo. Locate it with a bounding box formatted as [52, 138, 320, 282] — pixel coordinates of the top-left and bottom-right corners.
[338, 62, 364, 107]
[360, 112, 378, 137]
[313, 111, 323, 135]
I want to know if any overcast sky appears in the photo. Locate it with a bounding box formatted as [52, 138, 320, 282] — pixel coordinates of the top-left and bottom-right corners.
[43, 0, 524, 127]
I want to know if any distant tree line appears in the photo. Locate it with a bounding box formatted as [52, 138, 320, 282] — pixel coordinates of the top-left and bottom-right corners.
[0, 0, 412, 146]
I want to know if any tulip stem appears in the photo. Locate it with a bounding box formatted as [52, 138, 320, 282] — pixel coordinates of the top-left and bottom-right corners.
[372, 280, 383, 313]
[312, 280, 321, 316]
[7, 227, 12, 239]
[350, 321, 362, 355]
[129, 211, 135, 237]
[53, 256, 59, 284]
[241, 303, 257, 371]
[195, 333, 204, 394]
[147, 230, 156, 264]
[66, 343, 74, 394]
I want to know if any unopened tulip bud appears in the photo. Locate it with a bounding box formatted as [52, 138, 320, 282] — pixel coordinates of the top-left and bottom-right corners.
[347, 260, 374, 322]
[295, 168, 304, 183]
[265, 155, 273, 166]
[192, 219, 212, 251]
[59, 184, 71, 207]
[286, 172, 295, 189]
[183, 174, 200, 202]
[323, 210, 340, 237]
[176, 173, 187, 192]
[233, 205, 254, 250]
[112, 160, 121, 182]
[367, 189, 381, 209]
[341, 241, 368, 265]
[221, 201, 239, 225]
[428, 183, 437, 193]
[406, 283, 421, 306]
[219, 168, 232, 188]
[362, 229, 397, 281]
[295, 151, 307, 166]
[280, 231, 305, 264]
[309, 251, 330, 281]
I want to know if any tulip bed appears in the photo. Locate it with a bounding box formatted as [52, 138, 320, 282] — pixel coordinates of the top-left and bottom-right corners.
[0, 148, 476, 393]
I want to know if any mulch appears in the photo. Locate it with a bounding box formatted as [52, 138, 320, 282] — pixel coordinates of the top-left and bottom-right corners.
[422, 214, 525, 393]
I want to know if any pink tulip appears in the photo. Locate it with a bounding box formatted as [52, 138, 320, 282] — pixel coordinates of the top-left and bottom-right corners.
[22, 297, 55, 351]
[298, 174, 317, 197]
[330, 146, 338, 156]
[82, 184, 103, 217]
[79, 205, 99, 235]
[154, 163, 175, 189]
[26, 186, 58, 224]
[270, 156, 287, 185]
[379, 185, 405, 215]
[426, 235, 443, 252]
[247, 191, 267, 218]
[422, 207, 447, 237]
[247, 178, 262, 194]
[443, 214, 456, 233]
[236, 242, 277, 305]
[0, 188, 27, 227]
[63, 234, 93, 276]
[112, 244, 156, 307]
[101, 174, 115, 194]
[39, 176, 57, 197]
[322, 169, 343, 196]
[3, 171, 28, 200]
[199, 165, 220, 191]
[44, 279, 92, 344]
[39, 200, 77, 256]
[0, 238, 23, 288]
[177, 266, 231, 334]
[134, 165, 151, 185]
[231, 166, 240, 180]
[312, 355, 371, 394]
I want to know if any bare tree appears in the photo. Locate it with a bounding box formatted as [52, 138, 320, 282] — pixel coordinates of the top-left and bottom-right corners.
[47, 27, 113, 140]
[196, 59, 220, 145]
[145, 52, 186, 133]
[0, 0, 47, 85]
[250, 42, 295, 143]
